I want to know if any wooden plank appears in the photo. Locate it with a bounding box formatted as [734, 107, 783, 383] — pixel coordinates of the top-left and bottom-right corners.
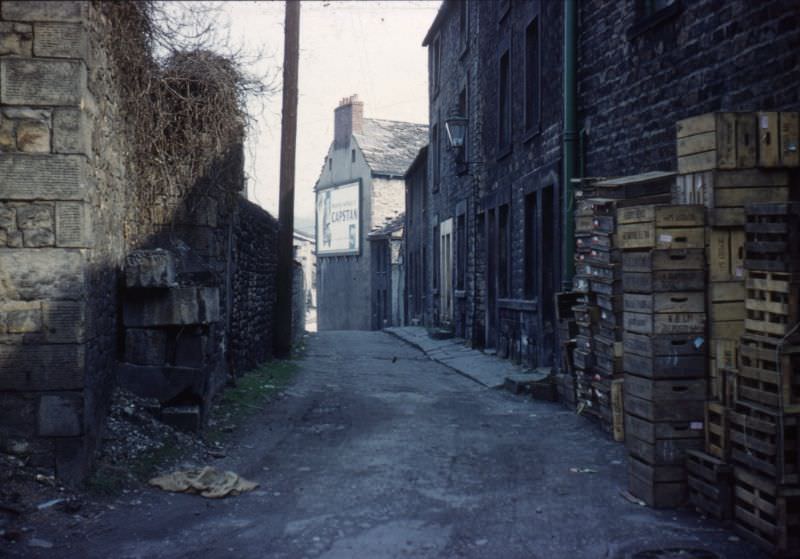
[623, 311, 705, 335]
[622, 249, 705, 273]
[624, 373, 707, 401]
[623, 270, 705, 293]
[624, 392, 705, 422]
[679, 151, 717, 174]
[711, 301, 746, 321]
[655, 227, 705, 250]
[714, 186, 789, 208]
[708, 229, 731, 281]
[779, 111, 799, 167]
[718, 112, 738, 169]
[677, 131, 716, 157]
[655, 205, 705, 227]
[677, 113, 716, 138]
[736, 112, 758, 168]
[710, 319, 744, 340]
[709, 281, 745, 302]
[624, 352, 706, 378]
[617, 222, 655, 249]
[625, 414, 703, 444]
[758, 112, 781, 168]
[623, 331, 706, 358]
[710, 207, 745, 227]
[623, 292, 704, 314]
[715, 168, 790, 188]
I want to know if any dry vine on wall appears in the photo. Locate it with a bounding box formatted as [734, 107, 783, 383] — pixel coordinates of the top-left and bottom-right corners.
[98, 1, 276, 245]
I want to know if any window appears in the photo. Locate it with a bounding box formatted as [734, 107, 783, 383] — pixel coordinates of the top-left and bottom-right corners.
[458, 85, 468, 162]
[328, 157, 332, 171]
[431, 36, 441, 94]
[498, 49, 511, 153]
[351, 149, 356, 162]
[524, 192, 537, 299]
[641, 0, 676, 17]
[459, 0, 468, 52]
[431, 122, 440, 190]
[628, 0, 681, 38]
[498, 203, 510, 298]
[432, 224, 440, 289]
[524, 16, 540, 134]
[456, 213, 466, 290]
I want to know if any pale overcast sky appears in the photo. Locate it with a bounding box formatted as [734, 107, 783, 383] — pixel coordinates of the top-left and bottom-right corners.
[221, 0, 440, 232]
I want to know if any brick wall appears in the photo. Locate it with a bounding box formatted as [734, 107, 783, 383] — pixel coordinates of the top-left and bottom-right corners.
[578, 0, 800, 178]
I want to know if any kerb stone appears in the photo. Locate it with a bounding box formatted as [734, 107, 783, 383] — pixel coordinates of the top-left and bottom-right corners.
[37, 393, 83, 437]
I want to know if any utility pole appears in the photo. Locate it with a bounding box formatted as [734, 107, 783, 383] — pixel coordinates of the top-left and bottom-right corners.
[275, 0, 301, 357]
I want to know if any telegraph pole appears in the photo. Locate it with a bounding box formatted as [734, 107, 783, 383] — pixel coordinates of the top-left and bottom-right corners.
[275, 0, 300, 357]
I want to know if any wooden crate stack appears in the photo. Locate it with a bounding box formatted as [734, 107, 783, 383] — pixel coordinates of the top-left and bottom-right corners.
[571, 174, 673, 438]
[572, 196, 596, 417]
[617, 204, 708, 508]
[554, 291, 582, 410]
[727, 201, 800, 555]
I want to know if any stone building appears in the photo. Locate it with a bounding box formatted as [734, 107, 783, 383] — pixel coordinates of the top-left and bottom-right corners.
[368, 213, 405, 329]
[411, 0, 800, 368]
[0, 1, 289, 481]
[315, 95, 427, 330]
[293, 229, 316, 310]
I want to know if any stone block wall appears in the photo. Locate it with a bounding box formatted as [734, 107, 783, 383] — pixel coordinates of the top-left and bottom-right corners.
[0, 1, 286, 480]
[0, 1, 126, 480]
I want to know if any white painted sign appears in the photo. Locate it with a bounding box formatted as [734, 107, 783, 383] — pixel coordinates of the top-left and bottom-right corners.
[316, 181, 360, 255]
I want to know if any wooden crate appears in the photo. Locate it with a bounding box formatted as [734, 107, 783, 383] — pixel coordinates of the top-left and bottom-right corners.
[687, 449, 734, 520]
[623, 311, 706, 337]
[705, 401, 728, 459]
[734, 467, 800, 556]
[676, 169, 791, 226]
[778, 112, 799, 168]
[739, 333, 800, 412]
[626, 430, 704, 466]
[629, 454, 687, 509]
[622, 270, 705, 293]
[759, 112, 800, 168]
[612, 378, 625, 442]
[677, 112, 757, 173]
[617, 224, 705, 250]
[623, 292, 704, 314]
[745, 270, 800, 337]
[729, 400, 800, 485]
[708, 228, 746, 282]
[745, 203, 800, 271]
[623, 331, 706, 360]
[624, 350, 705, 379]
[622, 248, 705, 273]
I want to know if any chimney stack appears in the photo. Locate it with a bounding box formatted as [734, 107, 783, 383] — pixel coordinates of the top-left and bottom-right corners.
[334, 94, 364, 149]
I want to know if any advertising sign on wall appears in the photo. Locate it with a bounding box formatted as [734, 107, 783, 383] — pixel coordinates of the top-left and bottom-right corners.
[316, 180, 360, 256]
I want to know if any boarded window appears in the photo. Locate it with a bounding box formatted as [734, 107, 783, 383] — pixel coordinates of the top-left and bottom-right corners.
[524, 17, 540, 133]
[498, 50, 511, 151]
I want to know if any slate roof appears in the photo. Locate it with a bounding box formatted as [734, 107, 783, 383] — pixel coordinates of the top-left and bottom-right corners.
[369, 212, 405, 238]
[354, 118, 428, 178]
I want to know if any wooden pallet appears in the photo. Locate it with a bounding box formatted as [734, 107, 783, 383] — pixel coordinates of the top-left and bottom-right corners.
[728, 400, 800, 485]
[734, 467, 800, 556]
[738, 333, 800, 412]
[687, 449, 734, 520]
[745, 270, 800, 338]
[705, 401, 728, 459]
[744, 202, 800, 272]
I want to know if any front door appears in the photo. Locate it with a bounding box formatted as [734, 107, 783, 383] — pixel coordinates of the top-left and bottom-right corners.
[439, 218, 453, 325]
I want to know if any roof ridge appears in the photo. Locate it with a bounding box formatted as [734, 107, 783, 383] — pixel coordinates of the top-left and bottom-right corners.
[361, 117, 428, 128]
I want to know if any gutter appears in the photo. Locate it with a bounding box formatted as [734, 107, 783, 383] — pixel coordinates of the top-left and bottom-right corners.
[562, 0, 578, 290]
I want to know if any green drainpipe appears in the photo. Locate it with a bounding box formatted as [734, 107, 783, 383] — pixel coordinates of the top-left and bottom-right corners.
[562, 0, 577, 291]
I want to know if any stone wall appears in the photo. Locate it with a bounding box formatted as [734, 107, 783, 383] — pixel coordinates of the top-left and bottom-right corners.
[229, 197, 279, 373]
[0, 1, 286, 481]
[0, 0, 127, 480]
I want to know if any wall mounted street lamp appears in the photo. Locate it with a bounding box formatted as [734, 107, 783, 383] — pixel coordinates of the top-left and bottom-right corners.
[445, 114, 482, 173]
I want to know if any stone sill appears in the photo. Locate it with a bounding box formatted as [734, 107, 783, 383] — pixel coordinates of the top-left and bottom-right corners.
[497, 298, 538, 312]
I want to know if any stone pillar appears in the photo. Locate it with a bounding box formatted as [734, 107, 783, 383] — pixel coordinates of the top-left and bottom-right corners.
[0, 1, 101, 481]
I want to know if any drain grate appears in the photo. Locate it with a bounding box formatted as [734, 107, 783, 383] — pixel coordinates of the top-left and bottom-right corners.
[631, 549, 721, 559]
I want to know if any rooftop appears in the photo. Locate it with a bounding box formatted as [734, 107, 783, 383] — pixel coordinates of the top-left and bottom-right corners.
[354, 118, 428, 178]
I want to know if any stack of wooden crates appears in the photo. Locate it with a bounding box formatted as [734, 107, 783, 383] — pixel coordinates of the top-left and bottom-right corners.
[674, 111, 800, 555]
[569, 175, 672, 436]
[616, 204, 708, 507]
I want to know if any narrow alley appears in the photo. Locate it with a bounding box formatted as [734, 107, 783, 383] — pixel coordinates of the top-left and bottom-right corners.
[16, 331, 762, 559]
